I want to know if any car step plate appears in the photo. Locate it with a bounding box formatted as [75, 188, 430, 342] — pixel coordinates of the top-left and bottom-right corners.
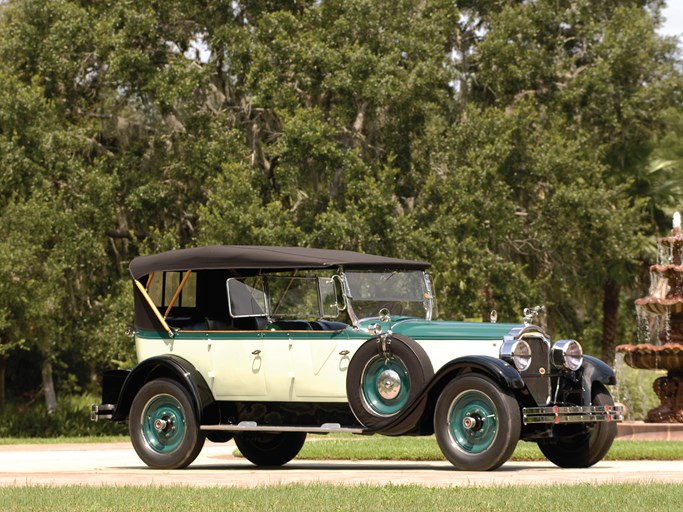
[200, 422, 367, 434]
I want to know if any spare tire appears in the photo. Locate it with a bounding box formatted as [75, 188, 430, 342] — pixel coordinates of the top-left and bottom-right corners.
[346, 334, 433, 434]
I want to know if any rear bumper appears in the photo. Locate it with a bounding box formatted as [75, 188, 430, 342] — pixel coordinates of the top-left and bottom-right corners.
[91, 369, 130, 422]
[523, 404, 624, 425]
[90, 404, 115, 421]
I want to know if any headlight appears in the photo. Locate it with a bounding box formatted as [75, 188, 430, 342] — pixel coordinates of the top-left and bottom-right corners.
[552, 339, 583, 370]
[500, 339, 532, 371]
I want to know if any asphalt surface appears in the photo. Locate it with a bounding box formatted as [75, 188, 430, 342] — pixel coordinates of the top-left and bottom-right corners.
[1, 441, 682, 488]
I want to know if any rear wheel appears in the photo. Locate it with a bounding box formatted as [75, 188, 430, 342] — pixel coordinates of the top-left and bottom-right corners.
[129, 378, 205, 469]
[538, 383, 617, 468]
[434, 374, 520, 471]
[234, 431, 306, 466]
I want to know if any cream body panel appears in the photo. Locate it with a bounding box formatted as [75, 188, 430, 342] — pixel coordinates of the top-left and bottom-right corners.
[290, 336, 363, 399]
[207, 336, 267, 397]
[135, 334, 268, 399]
[136, 333, 503, 403]
[419, 339, 502, 372]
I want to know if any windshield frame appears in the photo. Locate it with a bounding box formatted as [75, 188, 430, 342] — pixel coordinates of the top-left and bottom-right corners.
[340, 269, 434, 326]
[226, 273, 340, 320]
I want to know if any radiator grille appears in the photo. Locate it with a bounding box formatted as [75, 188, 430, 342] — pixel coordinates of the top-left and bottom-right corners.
[521, 336, 550, 405]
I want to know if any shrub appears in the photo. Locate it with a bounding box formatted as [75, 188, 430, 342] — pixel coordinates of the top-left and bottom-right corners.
[612, 354, 664, 421]
[0, 393, 126, 438]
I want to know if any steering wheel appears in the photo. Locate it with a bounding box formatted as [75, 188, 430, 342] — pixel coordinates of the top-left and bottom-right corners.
[378, 303, 404, 317]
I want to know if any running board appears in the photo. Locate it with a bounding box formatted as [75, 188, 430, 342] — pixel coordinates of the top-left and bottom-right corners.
[200, 422, 367, 434]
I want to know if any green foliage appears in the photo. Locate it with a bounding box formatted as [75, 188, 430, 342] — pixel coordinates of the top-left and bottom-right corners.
[0, 0, 681, 426]
[86, 277, 136, 370]
[0, 394, 126, 438]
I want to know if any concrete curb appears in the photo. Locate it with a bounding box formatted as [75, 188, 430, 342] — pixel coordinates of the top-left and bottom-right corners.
[617, 421, 683, 441]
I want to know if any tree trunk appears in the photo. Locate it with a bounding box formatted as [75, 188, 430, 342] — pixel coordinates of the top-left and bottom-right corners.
[42, 359, 57, 415]
[601, 280, 620, 365]
[0, 355, 6, 410]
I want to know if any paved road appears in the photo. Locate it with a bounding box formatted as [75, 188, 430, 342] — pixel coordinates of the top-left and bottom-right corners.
[1, 441, 682, 488]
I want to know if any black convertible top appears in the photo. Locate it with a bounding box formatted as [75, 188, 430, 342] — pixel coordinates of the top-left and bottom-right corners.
[129, 245, 430, 279]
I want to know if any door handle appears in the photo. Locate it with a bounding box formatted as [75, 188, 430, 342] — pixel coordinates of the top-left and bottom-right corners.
[252, 349, 261, 355]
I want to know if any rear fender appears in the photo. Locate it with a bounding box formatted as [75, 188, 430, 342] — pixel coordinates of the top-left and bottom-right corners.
[111, 355, 214, 422]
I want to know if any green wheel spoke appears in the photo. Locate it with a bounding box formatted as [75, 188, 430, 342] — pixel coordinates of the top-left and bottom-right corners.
[130, 379, 204, 469]
[435, 375, 519, 471]
[361, 356, 411, 416]
[448, 391, 498, 454]
[141, 394, 187, 454]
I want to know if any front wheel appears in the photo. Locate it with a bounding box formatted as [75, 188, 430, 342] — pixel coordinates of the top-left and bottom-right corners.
[538, 383, 617, 468]
[234, 431, 306, 466]
[434, 374, 521, 471]
[129, 378, 205, 469]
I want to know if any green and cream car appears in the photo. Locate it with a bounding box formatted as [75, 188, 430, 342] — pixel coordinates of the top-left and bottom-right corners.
[92, 246, 622, 471]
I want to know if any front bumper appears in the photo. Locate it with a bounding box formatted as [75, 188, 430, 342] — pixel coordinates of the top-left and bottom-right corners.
[523, 404, 624, 425]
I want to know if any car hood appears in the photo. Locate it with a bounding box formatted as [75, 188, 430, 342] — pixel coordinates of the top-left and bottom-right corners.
[356, 317, 525, 341]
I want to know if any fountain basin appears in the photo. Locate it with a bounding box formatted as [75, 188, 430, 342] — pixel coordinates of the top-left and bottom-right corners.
[616, 343, 683, 371]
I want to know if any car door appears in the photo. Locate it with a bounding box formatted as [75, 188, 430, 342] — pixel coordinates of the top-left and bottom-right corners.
[297, 329, 354, 399]
[261, 328, 352, 401]
[207, 331, 267, 399]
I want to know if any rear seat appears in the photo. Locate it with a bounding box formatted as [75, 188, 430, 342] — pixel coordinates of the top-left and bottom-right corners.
[310, 320, 349, 331]
[266, 320, 312, 330]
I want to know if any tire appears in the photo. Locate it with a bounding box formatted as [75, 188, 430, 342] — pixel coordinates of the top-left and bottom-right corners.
[129, 378, 205, 469]
[234, 431, 307, 466]
[538, 383, 617, 468]
[206, 431, 233, 443]
[346, 334, 433, 433]
[434, 374, 521, 471]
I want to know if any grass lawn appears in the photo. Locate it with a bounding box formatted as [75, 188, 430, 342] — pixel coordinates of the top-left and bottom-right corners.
[272, 434, 683, 462]
[2, 434, 683, 461]
[0, 435, 681, 511]
[0, 483, 681, 512]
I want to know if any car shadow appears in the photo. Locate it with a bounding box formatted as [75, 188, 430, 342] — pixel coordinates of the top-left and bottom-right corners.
[119, 460, 540, 472]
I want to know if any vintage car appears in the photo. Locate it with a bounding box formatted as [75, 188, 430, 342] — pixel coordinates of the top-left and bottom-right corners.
[92, 245, 623, 471]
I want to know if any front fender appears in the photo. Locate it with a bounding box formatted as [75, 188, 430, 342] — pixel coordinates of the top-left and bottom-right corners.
[579, 355, 617, 405]
[369, 355, 525, 436]
[112, 355, 215, 422]
[431, 355, 526, 391]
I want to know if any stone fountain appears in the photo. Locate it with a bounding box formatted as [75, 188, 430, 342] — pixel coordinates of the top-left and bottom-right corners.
[616, 212, 683, 422]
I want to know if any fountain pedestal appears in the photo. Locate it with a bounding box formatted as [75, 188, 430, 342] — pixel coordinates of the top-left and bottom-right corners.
[648, 372, 683, 423]
[618, 344, 683, 422]
[616, 212, 683, 423]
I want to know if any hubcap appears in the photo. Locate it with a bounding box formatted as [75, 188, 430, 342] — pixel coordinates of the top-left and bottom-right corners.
[448, 390, 498, 454]
[377, 369, 402, 400]
[153, 416, 174, 433]
[361, 356, 410, 416]
[462, 415, 483, 430]
[141, 394, 187, 454]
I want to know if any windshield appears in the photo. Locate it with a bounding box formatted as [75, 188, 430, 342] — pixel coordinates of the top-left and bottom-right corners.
[226, 275, 339, 319]
[344, 270, 432, 320]
[268, 276, 338, 318]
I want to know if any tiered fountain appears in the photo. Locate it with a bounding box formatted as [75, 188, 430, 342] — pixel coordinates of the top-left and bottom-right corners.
[616, 212, 683, 423]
